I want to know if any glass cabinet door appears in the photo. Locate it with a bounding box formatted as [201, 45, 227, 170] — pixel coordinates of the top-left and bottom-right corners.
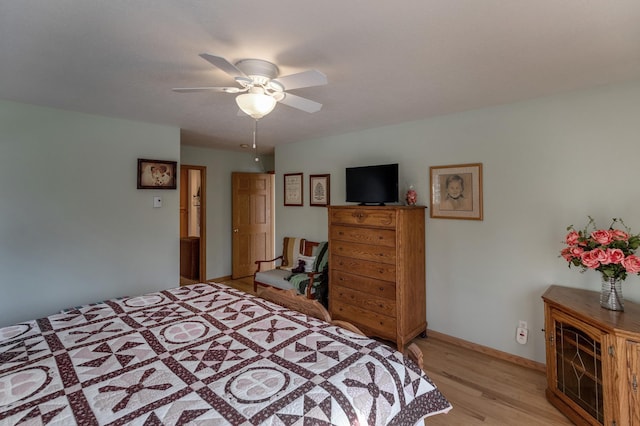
[553, 314, 604, 424]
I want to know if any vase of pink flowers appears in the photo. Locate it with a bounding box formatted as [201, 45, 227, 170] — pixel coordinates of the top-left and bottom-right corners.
[561, 217, 640, 311]
[600, 276, 624, 311]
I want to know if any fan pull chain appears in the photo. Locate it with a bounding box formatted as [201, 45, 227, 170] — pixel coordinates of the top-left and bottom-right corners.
[253, 119, 260, 162]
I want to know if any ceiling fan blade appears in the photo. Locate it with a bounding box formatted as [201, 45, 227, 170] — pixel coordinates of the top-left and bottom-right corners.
[273, 70, 327, 90]
[172, 86, 244, 93]
[278, 93, 323, 113]
[199, 54, 247, 79]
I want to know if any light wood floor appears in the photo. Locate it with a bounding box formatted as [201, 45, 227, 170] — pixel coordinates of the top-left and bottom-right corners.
[213, 277, 572, 425]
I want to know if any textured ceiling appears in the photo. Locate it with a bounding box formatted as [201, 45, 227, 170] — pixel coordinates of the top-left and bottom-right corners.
[2, 1, 640, 154]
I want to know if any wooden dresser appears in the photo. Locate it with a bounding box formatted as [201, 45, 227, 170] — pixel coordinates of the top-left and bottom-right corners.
[542, 285, 640, 425]
[180, 237, 200, 281]
[328, 205, 426, 350]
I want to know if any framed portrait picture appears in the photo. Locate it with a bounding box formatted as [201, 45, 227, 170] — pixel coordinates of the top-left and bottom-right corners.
[309, 174, 330, 207]
[430, 163, 483, 220]
[284, 172, 303, 206]
[137, 159, 177, 189]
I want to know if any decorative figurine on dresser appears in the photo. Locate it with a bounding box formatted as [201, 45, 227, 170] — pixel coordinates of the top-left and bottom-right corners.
[406, 185, 417, 206]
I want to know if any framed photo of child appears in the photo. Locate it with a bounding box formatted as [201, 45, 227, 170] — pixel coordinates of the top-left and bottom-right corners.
[430, 163, 483, 220]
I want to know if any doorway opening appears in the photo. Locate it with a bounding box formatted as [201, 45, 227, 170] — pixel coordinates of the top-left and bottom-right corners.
[180, 165, 206, 283]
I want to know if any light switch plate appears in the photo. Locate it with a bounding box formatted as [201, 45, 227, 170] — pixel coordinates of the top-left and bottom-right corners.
[153, 196, 162, 208]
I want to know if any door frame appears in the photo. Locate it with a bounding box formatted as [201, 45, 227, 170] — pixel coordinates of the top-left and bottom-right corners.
[180, 164, 206, 281]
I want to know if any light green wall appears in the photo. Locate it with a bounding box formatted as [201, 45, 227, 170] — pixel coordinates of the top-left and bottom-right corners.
[0, 100, 180, 327]
[275, 80, 640, 363]
[180, 145, 270, 279]
[4, 79, 640, 363]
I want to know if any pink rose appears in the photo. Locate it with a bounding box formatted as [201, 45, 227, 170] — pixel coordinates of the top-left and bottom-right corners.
[560, 247, 572, 261]
[569, 247, 584, 258]
[591, 230, 613, 245]
[622, 255, 640, 274]
[565, 231, 580, 246]
[580, 251, 601, 269]
[592, 248, 607, 262]
[611, 229, 629, 241]
[603, 248, 625, 265]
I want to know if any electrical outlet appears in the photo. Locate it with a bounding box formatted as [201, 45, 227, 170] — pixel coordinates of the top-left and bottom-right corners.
[516, 327, 528, 344]
[518, 320, 528, 330]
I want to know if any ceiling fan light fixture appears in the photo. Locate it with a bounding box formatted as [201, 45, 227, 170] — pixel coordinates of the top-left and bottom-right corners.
[267, 80, 284, 92]
[234, 76, 253, 87]
[235, 91, 277, 119]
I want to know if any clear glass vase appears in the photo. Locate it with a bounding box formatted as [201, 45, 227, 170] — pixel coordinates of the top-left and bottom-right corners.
[600, 276, 624, 311]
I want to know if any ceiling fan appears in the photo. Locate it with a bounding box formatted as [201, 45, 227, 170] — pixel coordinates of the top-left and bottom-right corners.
[173, 54, 327, 118]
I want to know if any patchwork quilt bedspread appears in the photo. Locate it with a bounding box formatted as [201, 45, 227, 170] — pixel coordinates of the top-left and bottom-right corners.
[0, 283, 451, 425]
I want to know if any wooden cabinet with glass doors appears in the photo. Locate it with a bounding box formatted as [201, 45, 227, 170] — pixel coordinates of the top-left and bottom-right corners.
[542, 285, 640, 425]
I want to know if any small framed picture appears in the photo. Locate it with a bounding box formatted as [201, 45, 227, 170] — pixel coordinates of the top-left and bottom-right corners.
[309, 174, 330, 207]
[137, 159, 177, 189]
[430, 163, 483, 220]
[284, 172, 303, 206]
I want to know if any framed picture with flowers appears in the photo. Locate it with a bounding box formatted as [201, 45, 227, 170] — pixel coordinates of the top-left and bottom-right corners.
[430, 163, 483, 220]
[309, 174, 330, 207]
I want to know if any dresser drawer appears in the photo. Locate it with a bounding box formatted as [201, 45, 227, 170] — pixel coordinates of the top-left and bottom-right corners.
[331, 270, 396, 300]
[330, 208, 396, 228]
[331, 254, 396, 281]
[330, 225, 396, 247]
[331, 283, 397, 317]
[331, 240, 396, 264]
[331, 300, 396, 340]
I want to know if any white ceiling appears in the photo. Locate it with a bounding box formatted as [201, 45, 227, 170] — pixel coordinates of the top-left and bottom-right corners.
[2, 1, 640, 154]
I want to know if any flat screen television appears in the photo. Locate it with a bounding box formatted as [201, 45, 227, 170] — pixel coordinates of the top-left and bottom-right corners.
[346, 163, 399, 205]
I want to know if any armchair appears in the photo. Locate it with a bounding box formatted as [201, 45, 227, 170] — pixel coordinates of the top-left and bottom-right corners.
[254, 237, 328, 300]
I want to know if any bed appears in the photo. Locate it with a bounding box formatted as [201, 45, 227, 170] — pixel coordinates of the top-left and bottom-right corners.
[0, 282, 451, 425]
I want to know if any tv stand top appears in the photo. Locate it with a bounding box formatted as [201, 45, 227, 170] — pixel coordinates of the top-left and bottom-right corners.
[337, 204, 425, 210]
